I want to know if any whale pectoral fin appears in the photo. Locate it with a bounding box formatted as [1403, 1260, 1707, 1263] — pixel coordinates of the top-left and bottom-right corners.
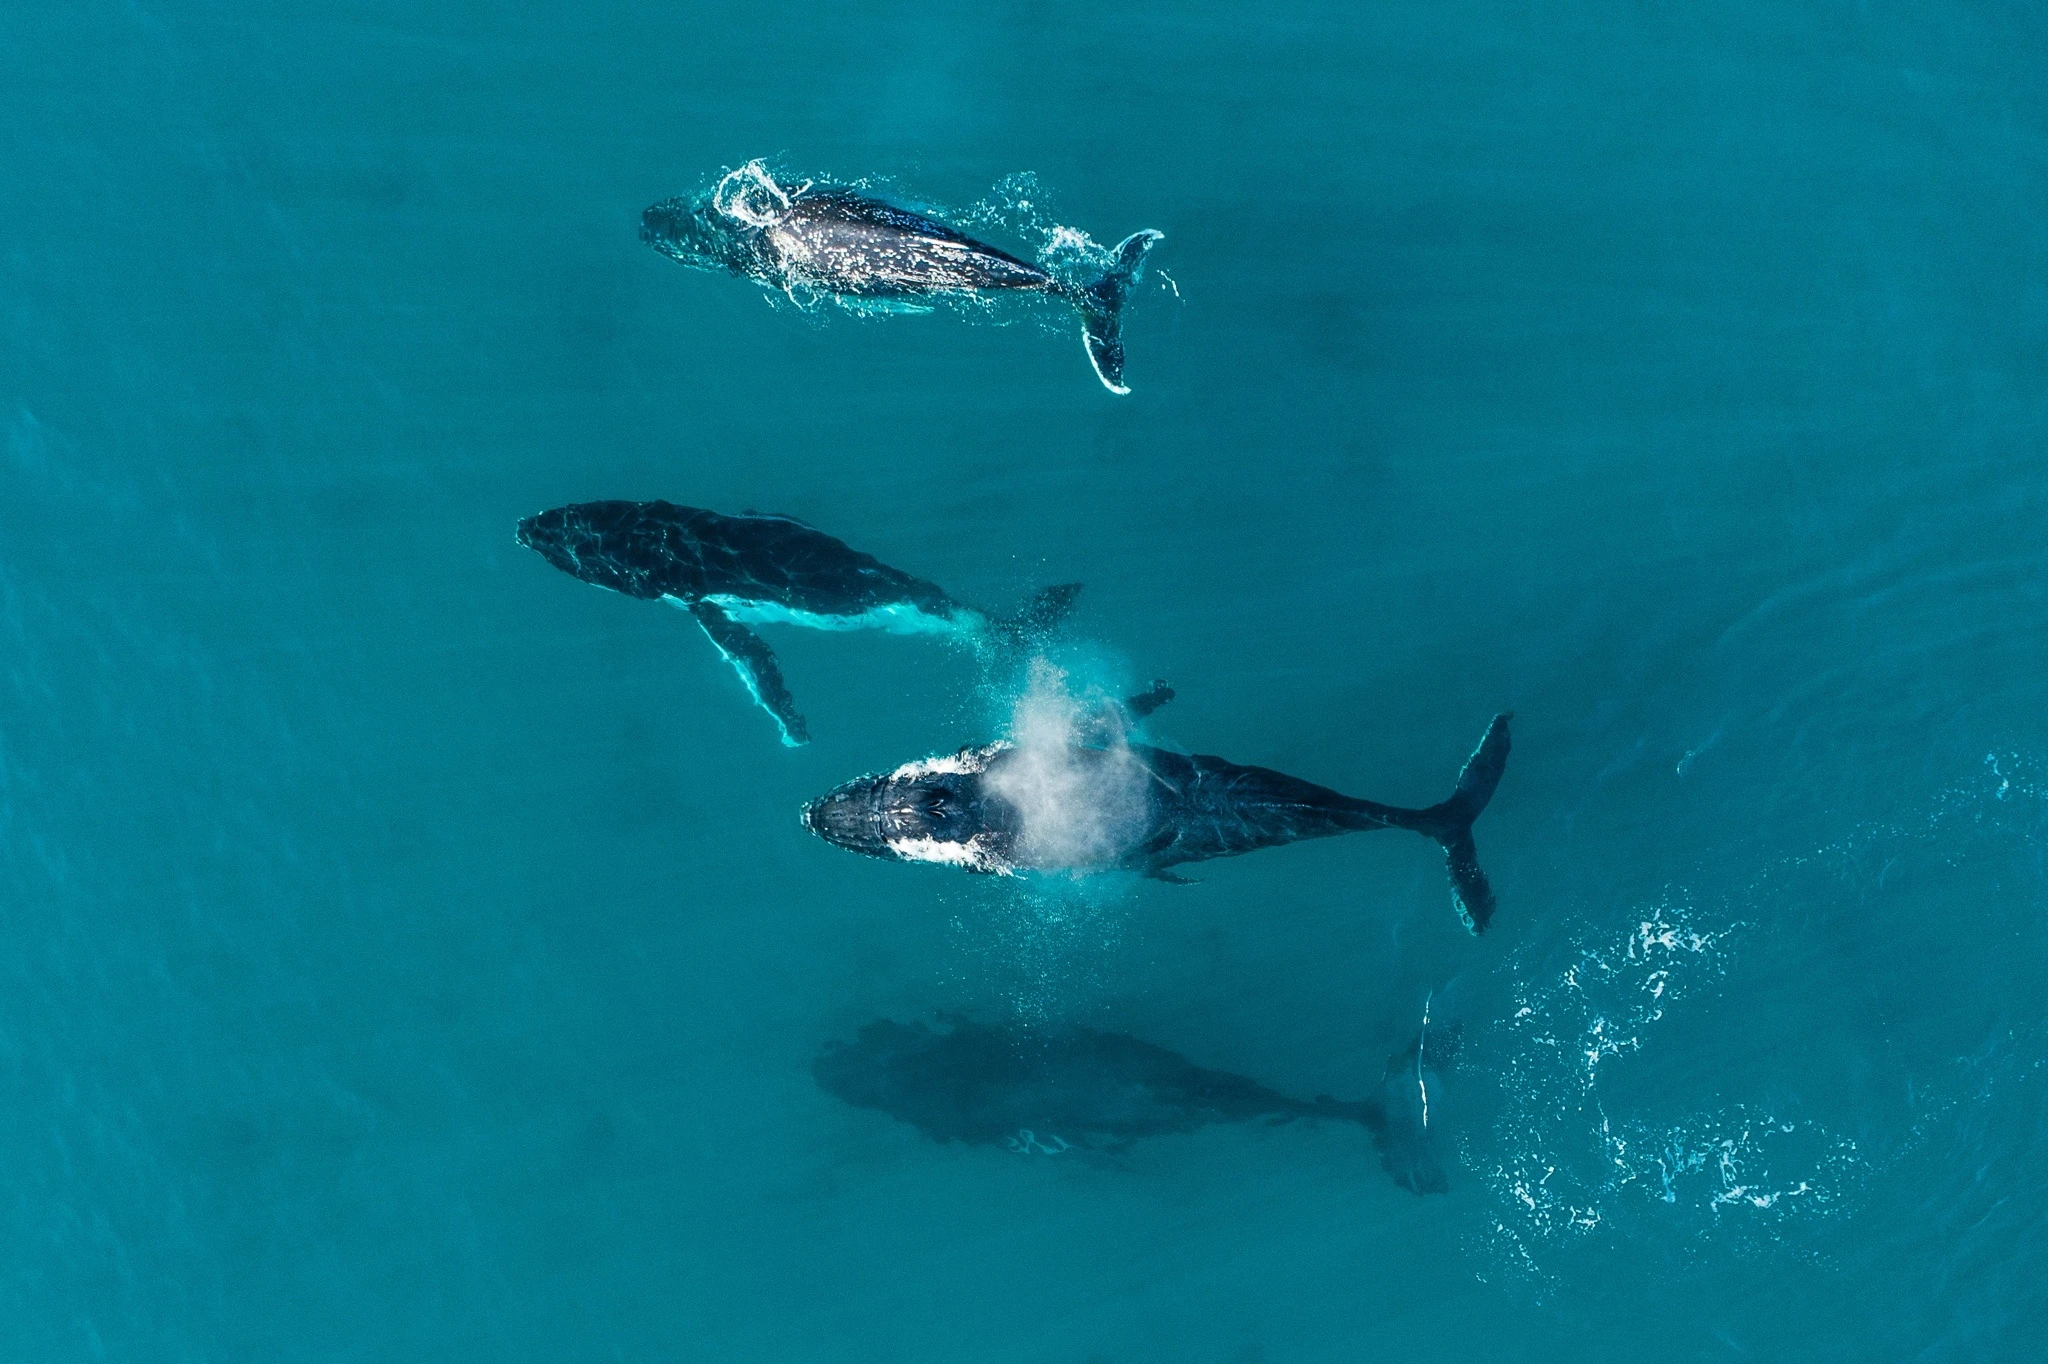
[687, 601, 810, 747]
[1124, 680, 1174, 719]
[992, 582, 1084, 648]
[1073, 682, 1175, 750]
[1146, 868, 1197, 886]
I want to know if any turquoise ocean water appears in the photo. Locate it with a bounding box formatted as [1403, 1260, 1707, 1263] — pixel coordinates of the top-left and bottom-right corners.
[5, 1, 2046, 1359]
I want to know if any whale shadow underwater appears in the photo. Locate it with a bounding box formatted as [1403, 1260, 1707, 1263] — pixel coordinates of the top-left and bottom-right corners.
[814, 1014, 1457, 1194]
[804, 686, 1514, 933]
[516, 500, 1080, 746]
[640, 160, 1165, 394]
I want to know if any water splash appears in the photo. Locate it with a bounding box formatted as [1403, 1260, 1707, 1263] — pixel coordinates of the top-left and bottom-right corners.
[1634, 1111, 1860, 1213]
[943, 654, 1151, 1020]
[1472, 755, 2048, 1294]
[962, 172, 1152, 296]
[1467, 899, 1875, 1300]
[709, 159, 804, 227]
[987, 658, 1149, 873]
[1473, 896, 1778, 1276]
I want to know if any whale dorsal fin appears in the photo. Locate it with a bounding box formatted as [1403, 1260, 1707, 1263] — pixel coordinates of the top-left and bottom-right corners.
[687, 601, 810, 747]
[737, 509, 817, 529]
[799, 190, 973, 243]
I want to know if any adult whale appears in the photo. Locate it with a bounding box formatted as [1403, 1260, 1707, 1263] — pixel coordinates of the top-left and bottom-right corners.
[516, 500, 1080, 747]
[813, 1013, 1455, 1193]
[802, 690, 1512, 933]
[641, 161, 1165, 394]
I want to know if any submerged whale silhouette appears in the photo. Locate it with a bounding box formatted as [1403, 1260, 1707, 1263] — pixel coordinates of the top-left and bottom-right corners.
[641, 160, 1164, 394]
[516, 500, 1080, 746]
[803, 688, 1514, 933]
[814, 1014, 1455, 1194]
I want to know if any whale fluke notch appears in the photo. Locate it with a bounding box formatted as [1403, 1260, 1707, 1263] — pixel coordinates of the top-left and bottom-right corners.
[1075, 230, 1165, 395]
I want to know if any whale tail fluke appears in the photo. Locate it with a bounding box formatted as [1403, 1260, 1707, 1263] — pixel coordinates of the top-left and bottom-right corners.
[1405, 714, 1513, 935]
[1074, 230, 1164, 395]
[991, 582, 1084, 648]
[1310, 1019, 1457, 1194]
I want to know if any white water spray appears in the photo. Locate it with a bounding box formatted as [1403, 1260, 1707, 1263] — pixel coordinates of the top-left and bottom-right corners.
[986, 659, 1150, 872]
[711, 159, 806, 227]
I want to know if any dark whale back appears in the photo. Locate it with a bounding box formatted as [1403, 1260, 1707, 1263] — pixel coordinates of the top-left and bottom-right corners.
[770, 191, 1054, 296]
[1119, 719, 1514, 934]
[518, 500, 962, 618]
[1123, 746, 1384, 868]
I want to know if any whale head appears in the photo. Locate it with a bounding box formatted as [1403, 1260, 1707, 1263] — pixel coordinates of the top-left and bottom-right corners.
[802, 746, 1019, 874]
[516, 506, 576, 570]
[640, 196, 764, 276]
[516, 502, 670, 599]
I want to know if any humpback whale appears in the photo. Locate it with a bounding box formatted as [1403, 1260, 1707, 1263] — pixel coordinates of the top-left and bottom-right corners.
[802, 688, 1513, 933]
[813, 1014, 1455, 1194]
[515, 500, 1081, 746]
[641, 160, 1165, 394]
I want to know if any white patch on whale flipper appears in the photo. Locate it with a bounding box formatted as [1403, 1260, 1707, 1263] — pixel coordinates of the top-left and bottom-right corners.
[699, 595, 972, 637]
[681, 600, 806, 746]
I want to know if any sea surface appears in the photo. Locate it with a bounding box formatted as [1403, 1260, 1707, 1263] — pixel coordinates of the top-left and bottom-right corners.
[4, 1, 2046, 1360]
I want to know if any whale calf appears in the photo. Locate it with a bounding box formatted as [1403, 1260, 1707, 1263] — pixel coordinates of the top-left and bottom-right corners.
[813, 1014, 1453, 1193]
[802, 692, 1512, 932]
[516, 500, 1080, 746]
[641, 160, 1165, 394]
